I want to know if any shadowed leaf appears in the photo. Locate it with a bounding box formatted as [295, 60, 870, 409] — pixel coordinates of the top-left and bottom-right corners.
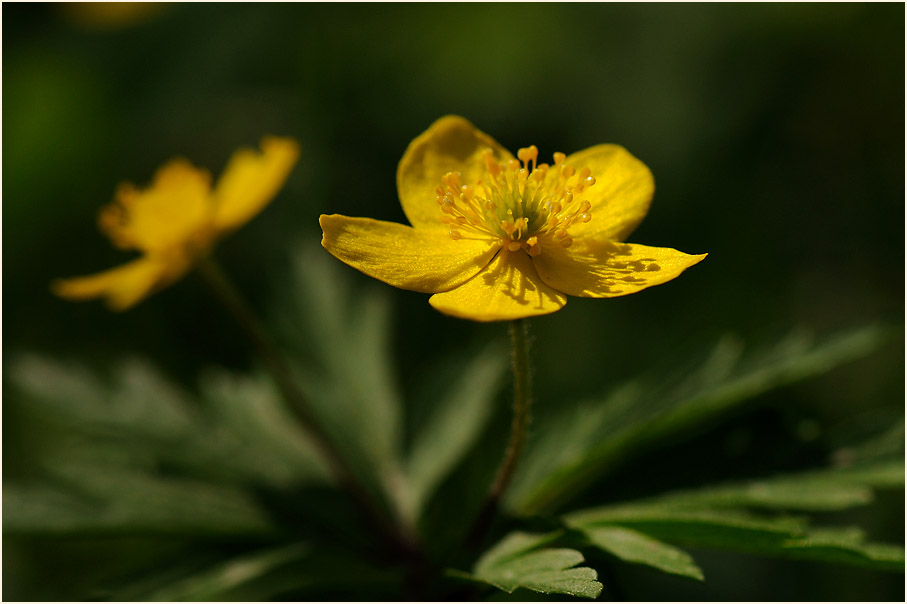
[510, 324, 892, 514]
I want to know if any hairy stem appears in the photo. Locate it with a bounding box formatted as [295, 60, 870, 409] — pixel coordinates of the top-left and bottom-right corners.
[469, 318, 532, 547]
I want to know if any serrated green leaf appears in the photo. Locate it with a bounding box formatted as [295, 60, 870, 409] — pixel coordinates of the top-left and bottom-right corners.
[655, 460, 904, 512]
[571, 460, 904, 519]
[477, 531, 564, 565]
[138, 544, 311, 601]
[109, 543, 404, 601]
[564, 462, 906, 573]
[10, 355, 198, 439]
[778, 529, 905, 571]
[198, 369, 332, 487]
[10, 355, 331, 490]
[276, 244, 405, 506]
[458, 531, 602, 599]
[566, 506, 806, 551]
[582, 526, 704, 581]
[4, 464, 274, 537]
[510, 325, 892, 514]
[400, 344, 507, 523]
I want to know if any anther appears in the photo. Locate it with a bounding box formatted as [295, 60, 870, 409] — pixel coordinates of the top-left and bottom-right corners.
[553, 152, 566, 165]
[507, 241, 522, 252]
[517, 145, 538, 170]
[482, 150, 502, 177]
[442, 172, 461, 188]
[449, 229, 462, 240]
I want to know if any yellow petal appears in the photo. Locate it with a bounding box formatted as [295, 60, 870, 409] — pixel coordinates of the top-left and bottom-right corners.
[561, 145, 655, 242]
[397, 115, 514, 232]
[429, 250, 567, 322]
[51, 255, 188, 311]
[533, 237, 706, 298]
[320, 214, 500, 293]
[99, 159, 214, 254]
[212, 136, 300, 234]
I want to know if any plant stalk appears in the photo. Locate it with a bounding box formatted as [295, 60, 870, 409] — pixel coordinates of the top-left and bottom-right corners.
[468, 318, 532, 548]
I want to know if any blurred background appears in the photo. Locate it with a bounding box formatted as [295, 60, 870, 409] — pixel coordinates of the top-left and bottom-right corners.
[4, 3, 904, 600]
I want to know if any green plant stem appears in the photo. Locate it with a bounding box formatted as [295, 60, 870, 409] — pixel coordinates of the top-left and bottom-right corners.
[195, 256, 418, 555]
[469, 318, 532, 548]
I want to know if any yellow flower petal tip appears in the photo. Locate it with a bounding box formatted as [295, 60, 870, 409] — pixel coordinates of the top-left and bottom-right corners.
[320, 116, 706, 321]
[53, 136, 299, 310]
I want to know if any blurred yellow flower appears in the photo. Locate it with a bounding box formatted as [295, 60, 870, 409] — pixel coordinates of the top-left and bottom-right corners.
[53, 137, 299, 310]
[60, 2, 167, 30]
[320, 116, 705, 322]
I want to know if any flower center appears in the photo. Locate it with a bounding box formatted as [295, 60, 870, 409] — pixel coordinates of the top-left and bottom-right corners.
[435, 145, 595, 256]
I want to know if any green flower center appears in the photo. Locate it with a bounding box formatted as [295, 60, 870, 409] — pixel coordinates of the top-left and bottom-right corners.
[436, 146, 596, 256]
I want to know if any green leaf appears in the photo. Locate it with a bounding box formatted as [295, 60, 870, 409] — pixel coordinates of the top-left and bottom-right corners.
[275, 244, 405, 506]
[566, 506, 807, 551]
[778, 528, 905, 571]
[105, 541, 404, 601]
[198, 369, 333, 487]
[564, 461, 906, 573]
[582, 526, 704, 581]
[10, 355, 331, 489]
[568, 460, 904, 518]
[456, 531, 603, 599]
[134, 544, 311, 601]
[658, 460, 904, 512]
[399, 343, 507, 524]
[4, 464, 274, 537]
[509, 325, 892, 514]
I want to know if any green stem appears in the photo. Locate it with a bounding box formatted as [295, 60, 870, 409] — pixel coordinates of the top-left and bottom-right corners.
[195, 256, 418, 554]
[469, 318, 533, 547]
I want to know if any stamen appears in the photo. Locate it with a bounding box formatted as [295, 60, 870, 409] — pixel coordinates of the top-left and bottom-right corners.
[435, 145, 597, 257]
[517, 145, 538, 171]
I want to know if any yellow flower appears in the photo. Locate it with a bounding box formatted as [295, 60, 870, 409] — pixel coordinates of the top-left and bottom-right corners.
[53, 137, 299, 310]
[320, 116, 706, 322]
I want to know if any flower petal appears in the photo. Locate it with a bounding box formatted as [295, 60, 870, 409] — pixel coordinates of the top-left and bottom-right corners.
[397, 115, 514, 232]
[100, 159, 213, 254]
[320, 214, 500, 293]
[51, 256, 188, 311]
[212, 136, 300, 234]
[533, 238, 706, 298]
[562, 144, 655, 242]
[429, 250, 567, 322]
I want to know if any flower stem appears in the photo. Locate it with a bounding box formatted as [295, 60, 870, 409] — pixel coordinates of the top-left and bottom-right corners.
[469, 318, 532, 548]
[195, 256, 418, 555]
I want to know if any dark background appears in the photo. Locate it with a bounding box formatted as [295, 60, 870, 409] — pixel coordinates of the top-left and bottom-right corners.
[4, 3, 904, 600]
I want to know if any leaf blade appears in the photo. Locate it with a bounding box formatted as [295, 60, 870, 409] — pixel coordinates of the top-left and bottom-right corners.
[510, 325, 893, 514]
[462, 531, 603, 599]
[583, 526, 704, 581]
